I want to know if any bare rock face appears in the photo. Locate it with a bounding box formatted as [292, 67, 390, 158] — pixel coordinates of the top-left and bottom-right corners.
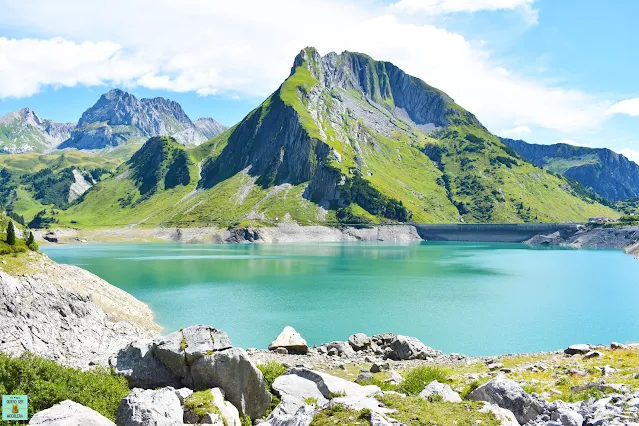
[0, 256, 160, 368]
[269, 326, 309, 354]
[68, 169, 93, 202]
[113, 325, 271, 420]
[29, 400, 115, 425]
[60, 89, 224, 149]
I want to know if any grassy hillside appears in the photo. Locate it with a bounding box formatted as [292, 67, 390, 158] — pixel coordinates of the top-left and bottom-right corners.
[26, 49, 618, 228]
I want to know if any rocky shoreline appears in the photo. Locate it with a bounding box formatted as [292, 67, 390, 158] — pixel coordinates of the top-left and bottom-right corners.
[36, 223, 639, 256]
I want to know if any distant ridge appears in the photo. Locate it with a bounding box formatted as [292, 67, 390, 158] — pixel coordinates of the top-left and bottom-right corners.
[501, 137, 639, 201]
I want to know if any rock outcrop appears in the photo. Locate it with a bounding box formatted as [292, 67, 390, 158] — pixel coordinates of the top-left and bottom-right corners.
[0, 254, 160, 368]
[112, 325, 271, 420]
[116, 388, 184, 426]
[466, 375, 546, 424]
[29, 400, 115, 425]
[322, 332, 442, 361]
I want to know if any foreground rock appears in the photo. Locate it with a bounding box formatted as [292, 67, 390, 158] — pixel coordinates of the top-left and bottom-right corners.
[0, 254, 160, 368]
[317, 332, 441, 361]
[116, 388, 183, 426]
[466, 375, 545, 424]
[269, 326, 309, 354]
[113, 325, 271, 420]
[419, 380, 462, 402]
[29, 400, 115, 425]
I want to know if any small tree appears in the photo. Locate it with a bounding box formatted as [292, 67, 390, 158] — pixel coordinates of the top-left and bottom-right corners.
[26, 231, 38, 251]
[6, 220, 15, 246]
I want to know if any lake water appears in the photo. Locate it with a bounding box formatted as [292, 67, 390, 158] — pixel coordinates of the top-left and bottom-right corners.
[42, 241, 639, 356]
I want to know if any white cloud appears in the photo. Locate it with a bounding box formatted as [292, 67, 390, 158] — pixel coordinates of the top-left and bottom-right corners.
[0, 37, 150, 98]
[501, 125, 531, 136]
[608, 98, 639, 117]
[0, 0, 611, 134]
[619, 148, 639, 164]
[392, 0, 533, 14]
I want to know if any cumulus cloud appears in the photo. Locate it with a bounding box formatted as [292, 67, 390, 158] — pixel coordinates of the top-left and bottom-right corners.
[608, 98, 639, 117]
[0, 37, 150, 98]
[391, 0, 539, 24]
[0, 0, 611, 134]
[501, 125, 532, 136]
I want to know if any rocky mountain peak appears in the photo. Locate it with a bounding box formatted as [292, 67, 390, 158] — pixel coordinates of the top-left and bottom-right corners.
[62, 89, 225, 149]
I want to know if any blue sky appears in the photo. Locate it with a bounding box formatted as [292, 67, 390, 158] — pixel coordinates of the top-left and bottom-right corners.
[0, 0, 638, 160]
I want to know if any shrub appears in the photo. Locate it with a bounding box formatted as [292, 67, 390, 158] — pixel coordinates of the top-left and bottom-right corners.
[397, 366, 451, 396]
[0, 352, 130, 421]
[257, 361, 287, 390]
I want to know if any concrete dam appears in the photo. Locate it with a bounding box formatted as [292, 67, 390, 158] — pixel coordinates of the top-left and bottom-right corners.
[412, 223, 580, 243]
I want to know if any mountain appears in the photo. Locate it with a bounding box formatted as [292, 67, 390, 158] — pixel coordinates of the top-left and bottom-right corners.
[59, 89, 226, 149]
[0, 108, 75, 153]
[501, 138, 639, 201]
[39, 48, 616, 227]
[194, 117, 227, 139]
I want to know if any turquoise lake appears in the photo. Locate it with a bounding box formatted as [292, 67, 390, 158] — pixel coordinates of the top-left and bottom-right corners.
[42, 242, 639, 356]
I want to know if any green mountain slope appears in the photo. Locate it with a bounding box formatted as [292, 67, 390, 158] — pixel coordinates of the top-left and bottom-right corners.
[502, 138, 639, 202]
[54, 48, 616, 228]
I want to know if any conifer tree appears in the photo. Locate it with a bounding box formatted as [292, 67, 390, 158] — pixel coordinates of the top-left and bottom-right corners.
[6, 220, 15, 246]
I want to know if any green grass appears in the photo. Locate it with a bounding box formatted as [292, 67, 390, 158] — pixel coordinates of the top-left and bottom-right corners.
[257, 361, 288, 416]
[184, 390, 223, 420]
[0, 353, 129, 424]
[397, 366, 451, 396]
[377, 394, 500, 426]
[309, 404, 370, 426]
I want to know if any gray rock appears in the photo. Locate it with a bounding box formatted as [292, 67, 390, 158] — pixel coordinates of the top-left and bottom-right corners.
[112, 339, 180, 389]
[348, 333, 372, 351]
[584, 351, 602, 359]
[323, 341, 355, 358]
[466, 375, 545, 424]
[173, 387, 193, 404]
[114, 326, 270, 420]
[269, 326, 309, 355]
[29, 400, 115, 425]
[610, 342, 629, 350]
[0, 262, 159, 369]
[370, 334, 439, 360]
[357, 370, 374, 383]
[388, 370, 404, 384]
[198, 388, 241, 426]
[116, 388, 184, 426]
[551, 407, 584, 426]
[418, 380, 462, 402]
[565, 344, 592, 355]
[282, 368, 380, 399]
[273, 374, 329, 407]
[261, 395, 315, 426]
[190, 347, 271, 420]
[478, 402, 519, 426]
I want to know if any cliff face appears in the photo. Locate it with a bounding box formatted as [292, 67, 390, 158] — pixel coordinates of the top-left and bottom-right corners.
[60, 89, 225, 149]
[0, 252, 160, 368]
[502, 138, 639, 201]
